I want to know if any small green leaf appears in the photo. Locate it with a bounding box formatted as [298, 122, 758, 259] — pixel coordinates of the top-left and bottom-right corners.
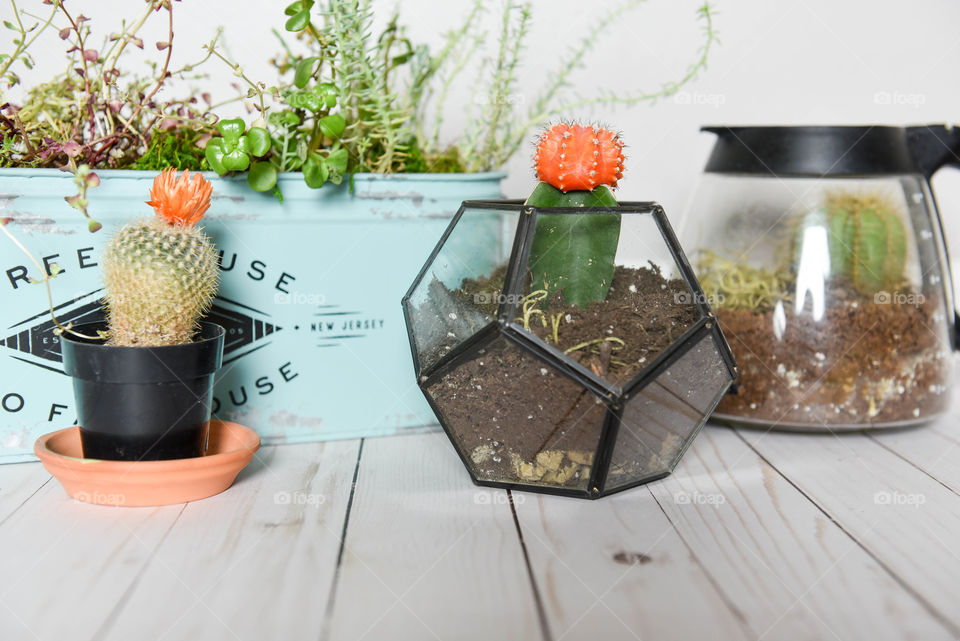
[2, 20, 15, 30]
[245, 127, 271, 156]
[294, 56, 318, 89]
[318, 114, 345, 139]
[248, 161, 278, 192]
[282, 88, 322, 112]
[317, 82, 338, 108]
[87, 219, 102, 233]
[285, 9, 310, 32]
[217, 118, 245, 145]
[204, 139, 228, 175]
[284, 0, 313, 14]
[269, 110, 301, 127]
[221, 149, 251, 172]
[302, 155, 328, 188]
[325, 148, 348, 174]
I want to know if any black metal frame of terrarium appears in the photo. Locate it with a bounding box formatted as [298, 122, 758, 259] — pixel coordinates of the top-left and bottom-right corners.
[402, 200, 738, 499]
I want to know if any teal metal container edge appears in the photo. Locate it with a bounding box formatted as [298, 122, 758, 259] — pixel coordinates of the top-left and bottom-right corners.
[0, 169, 504, 462]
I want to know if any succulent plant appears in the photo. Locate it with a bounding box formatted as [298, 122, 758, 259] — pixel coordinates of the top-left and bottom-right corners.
[794, 191, 907, 296]
[101, 169, 220, 346]
[526, 123, 625, 307]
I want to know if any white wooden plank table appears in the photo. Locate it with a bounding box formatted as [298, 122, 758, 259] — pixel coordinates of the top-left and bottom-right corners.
[2, 409, 960, 641]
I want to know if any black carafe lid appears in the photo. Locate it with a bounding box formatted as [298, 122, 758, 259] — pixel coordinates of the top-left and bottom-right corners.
[702, 125, 959, 177]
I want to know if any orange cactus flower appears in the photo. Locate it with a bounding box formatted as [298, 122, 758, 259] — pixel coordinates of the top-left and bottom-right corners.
[534, 123, 625, 192]
[146, 168, 213, 227]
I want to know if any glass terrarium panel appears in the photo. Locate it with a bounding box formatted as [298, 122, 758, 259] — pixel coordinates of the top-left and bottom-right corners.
[683, 174, 953, 428]
[604, 331, 731, 492]
[426, 335, 608, 492]
[405, 207, 519, 374]
[509, 209, 701, 388]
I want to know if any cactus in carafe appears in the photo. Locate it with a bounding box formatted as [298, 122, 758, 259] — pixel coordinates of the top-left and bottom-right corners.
[794, 191, 908, 297]
[102, 169, 220, 346]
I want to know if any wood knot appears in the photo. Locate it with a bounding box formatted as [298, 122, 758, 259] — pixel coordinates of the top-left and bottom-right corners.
[612, 551, 652, 566]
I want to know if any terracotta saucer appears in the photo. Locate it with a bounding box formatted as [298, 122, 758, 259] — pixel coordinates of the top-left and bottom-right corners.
[34, 420, 260, 507]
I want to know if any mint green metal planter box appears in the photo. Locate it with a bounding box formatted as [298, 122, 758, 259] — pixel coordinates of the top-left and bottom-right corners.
[0, 169, 503, 462]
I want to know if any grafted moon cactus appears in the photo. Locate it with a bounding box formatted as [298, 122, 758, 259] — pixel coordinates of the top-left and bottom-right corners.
[527, 123, 626, 307]
[795, 191, 908, 297]
[102, 169, 220, 346]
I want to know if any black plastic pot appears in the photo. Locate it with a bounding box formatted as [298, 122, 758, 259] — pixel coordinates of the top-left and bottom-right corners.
[60, 322, 225, 461]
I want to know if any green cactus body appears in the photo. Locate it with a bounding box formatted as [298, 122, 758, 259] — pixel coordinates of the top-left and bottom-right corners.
[101, 169, 220, 346]
[102, 218, 219, 346]
[526, 182, 620, 307]
[796, 192, 907, 296]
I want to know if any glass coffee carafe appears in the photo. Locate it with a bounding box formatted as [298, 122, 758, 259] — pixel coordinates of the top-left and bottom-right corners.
[684, 125, 959, 430]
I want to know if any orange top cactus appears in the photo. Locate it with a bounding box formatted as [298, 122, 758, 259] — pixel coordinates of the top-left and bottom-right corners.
[103, 168, 219, 346]
[534, 123, 624, 192]
[146, 168, 213, 227]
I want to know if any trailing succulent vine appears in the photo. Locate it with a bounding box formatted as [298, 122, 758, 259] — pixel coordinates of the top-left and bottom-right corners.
[200, 0, 720, 194]
[2, 0, 719, 200]
[0, 0, 213, 171]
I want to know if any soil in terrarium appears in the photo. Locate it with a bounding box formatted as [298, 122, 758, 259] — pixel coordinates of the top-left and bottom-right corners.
[714, 280, 951, 427]
[421, 264, 699, 488]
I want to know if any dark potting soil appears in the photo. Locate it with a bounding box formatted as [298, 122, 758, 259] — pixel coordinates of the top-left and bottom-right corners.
[715, 282, 951, 428]
[422, 265, 699, 488]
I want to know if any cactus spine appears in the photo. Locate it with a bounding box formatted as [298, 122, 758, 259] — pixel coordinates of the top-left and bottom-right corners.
[795, 191, 907, 296]
[102, 169, 220, 346]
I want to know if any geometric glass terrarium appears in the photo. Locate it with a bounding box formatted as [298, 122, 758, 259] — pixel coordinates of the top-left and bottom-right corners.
[402, 199, 737, 498]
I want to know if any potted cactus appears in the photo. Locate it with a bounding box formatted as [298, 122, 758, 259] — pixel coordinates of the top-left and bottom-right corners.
[403, 123, 737, 498]
[59, 169, 225, 460]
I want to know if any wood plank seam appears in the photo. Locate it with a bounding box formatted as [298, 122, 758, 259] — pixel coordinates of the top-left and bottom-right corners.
[725, 515, 874, 641]
[89, 503, 189, 641]
[733, 427, 960, 638]
[507, 490, 554, 641]
[645, 480, 758, 640]
[868, 434, 960, 497]
[320, 437, 366, 641]
[0, 475, 51, 529]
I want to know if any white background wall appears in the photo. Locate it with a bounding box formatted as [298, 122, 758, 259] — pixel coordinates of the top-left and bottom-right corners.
[7, 0, 960, 263]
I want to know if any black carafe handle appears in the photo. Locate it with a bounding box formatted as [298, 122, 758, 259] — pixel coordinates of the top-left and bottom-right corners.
[906, 125, 960, 350]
